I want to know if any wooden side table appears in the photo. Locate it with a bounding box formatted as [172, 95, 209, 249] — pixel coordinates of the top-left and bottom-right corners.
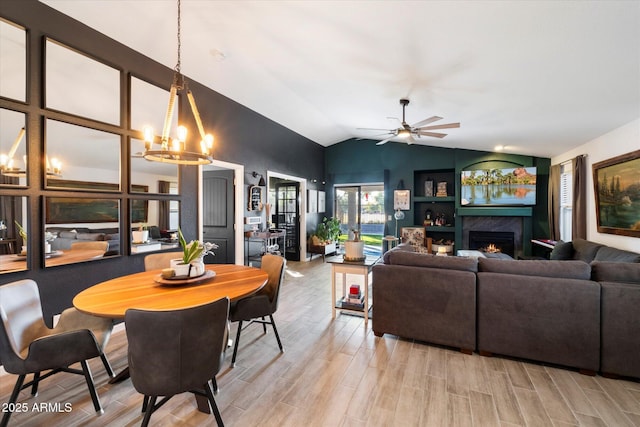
[327, 255, 380, 327]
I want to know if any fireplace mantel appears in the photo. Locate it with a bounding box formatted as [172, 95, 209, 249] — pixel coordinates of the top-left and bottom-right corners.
[457, 207, 532, 217]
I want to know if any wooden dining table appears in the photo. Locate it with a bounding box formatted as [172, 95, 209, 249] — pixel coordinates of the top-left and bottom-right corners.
[73, 263, 268, 413]
[0, 249, 106, 273]
[74, 263, 268, 318]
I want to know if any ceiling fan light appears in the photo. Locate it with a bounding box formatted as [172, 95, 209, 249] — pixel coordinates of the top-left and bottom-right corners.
[397, 129, 411, 138]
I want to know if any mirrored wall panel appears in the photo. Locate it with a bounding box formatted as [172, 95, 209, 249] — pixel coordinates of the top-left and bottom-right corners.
[44, 196, 120, 267]
[0, 18, 26, 102]
[45, 119, 121, 190]
[0, 108, 27, 186]
[45, 38, 120, 125]
[0, 195, 28, 274]
[130, 77, 179, 193]
[130, 199, 180, 254]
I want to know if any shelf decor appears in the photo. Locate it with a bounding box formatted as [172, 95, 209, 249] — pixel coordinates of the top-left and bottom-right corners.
[424, 180, 434, 197]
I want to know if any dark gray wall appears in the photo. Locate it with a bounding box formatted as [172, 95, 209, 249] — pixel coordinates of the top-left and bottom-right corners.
[0, 0, 324, 320]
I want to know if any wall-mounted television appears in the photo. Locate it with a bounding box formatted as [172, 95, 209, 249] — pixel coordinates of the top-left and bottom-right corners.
[460, 167, 537, 206]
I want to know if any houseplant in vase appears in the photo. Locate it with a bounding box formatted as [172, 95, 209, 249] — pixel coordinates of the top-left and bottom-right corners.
[15, 220, 27, 255]
[168, 228, 218, 278]
[132, 223, 149, 243]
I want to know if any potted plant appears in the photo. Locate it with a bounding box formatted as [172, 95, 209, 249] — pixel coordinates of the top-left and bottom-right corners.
[316, 217, 341, 243]
[15, 220, 27, 255]
[168, 228, 218, 278]
[132, 223, 149, 244]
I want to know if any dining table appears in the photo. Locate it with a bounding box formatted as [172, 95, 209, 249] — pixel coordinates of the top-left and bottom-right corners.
[0, 248, 106, 273]
[73, 263, 268, 413]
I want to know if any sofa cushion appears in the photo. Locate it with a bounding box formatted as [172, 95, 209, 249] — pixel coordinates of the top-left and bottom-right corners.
[571, 238, 603, 263]
[382, 243, 414, 263]
[58, 231, 77, 239]
[591, 261, 640, 284]
[384, 250, 478, 272]
[593, 246, 640, 263]
[478, 258, 591, 280]
[76, 232, 105, 241]
[550, 240, 574, 260]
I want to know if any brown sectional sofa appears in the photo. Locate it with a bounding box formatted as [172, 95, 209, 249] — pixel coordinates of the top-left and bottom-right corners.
[372, 242, 640, 378]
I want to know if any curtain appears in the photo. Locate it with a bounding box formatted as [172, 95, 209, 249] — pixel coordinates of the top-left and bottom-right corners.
[548, 164, 561, 241]
[572, 155, 587, 240]
[158, 180, 170, 231]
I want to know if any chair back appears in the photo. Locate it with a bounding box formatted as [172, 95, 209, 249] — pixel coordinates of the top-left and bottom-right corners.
[125, 297, 230, 397]
[0, 279, 48, 369]
[144, 251, 182, 271]
[70, 241, 109, 252]
[260, 254, 285, 311]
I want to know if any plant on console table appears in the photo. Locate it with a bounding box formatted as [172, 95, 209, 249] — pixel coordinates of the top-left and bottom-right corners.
[168, 228, 218, 278]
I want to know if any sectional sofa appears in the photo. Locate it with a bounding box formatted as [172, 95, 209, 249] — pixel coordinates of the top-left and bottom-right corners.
[372, 242, 640, 378]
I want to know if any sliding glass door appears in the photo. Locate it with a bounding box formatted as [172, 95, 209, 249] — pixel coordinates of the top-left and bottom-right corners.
[334, 184, 384, 256]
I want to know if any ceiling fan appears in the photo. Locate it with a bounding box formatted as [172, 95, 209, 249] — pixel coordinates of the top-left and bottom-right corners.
[358, 99, 460, 146]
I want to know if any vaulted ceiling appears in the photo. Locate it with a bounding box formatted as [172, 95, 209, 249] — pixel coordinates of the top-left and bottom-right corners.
[42, 0, 640, 158]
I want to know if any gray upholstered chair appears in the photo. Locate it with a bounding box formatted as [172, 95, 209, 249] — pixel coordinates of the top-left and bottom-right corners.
[125, 298, 230, 427]
[0, 279, 113, 425]
[144, 251, 182, 271]
[229, 253, 285, 367]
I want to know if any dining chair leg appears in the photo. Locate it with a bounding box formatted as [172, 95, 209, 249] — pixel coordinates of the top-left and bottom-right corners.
[100, 353, 115, 378]
[1, 374, 25, 427]
[31, 371, 40, 396]
[80, 360, 103, 414]
[211, 377, 219, 394]
[141, 396, 157, 427]
[262, 316, 267, 333]
[204, 381, 224, 427]
[270, 315, 284, 352]
[142, 395, 149, 413]
[231, 320, 243, 367]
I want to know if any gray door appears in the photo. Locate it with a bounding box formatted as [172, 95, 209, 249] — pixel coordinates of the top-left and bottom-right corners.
[202, 169, 234, 264]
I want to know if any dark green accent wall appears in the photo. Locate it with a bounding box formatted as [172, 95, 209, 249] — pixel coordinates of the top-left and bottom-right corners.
[326, 138, 551, 255]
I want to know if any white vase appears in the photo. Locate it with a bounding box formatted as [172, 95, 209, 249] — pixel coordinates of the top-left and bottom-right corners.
[170, 258, 205, 278]
[132, 230, 149, 243]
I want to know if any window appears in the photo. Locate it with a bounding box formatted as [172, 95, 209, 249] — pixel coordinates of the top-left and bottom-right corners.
[559, 162, 573, 242]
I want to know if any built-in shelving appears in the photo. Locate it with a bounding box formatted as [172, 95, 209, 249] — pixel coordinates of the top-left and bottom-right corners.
[413, 169, 456, 245]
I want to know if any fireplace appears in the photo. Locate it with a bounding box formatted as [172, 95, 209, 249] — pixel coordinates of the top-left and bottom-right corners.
[468, 230, 515, 257]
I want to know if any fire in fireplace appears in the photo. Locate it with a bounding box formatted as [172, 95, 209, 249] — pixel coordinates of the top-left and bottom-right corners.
[469, 231, 515, 257]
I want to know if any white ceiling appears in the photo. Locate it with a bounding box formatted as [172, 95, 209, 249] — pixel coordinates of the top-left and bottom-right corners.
[42, 0, 640, 158]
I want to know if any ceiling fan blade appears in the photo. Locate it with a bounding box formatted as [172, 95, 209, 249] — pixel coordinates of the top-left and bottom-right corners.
[411, 116, 442, 128]
[356, 132, 393, 140]
[376, 136, 395, 146]
[418, 122, 460, 131]
[357, 127, 395, 131]
[417, 131, 448, 138]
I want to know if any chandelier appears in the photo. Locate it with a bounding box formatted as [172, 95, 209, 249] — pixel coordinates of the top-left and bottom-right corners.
[142, 0, 214, 165]
[0, 127, 62, 178]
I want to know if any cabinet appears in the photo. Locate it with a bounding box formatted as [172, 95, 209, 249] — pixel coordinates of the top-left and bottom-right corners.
[413, 169, 456, 245]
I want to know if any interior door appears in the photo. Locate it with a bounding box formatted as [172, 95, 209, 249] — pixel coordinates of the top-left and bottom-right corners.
[275, 182, 300, 261]
[202, 169, 234, 264]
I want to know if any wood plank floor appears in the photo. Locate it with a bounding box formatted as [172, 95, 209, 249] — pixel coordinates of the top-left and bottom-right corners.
[2, 259, 640, 426]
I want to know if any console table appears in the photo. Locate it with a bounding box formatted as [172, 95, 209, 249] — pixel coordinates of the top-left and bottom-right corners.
[244, 229, 286, 266]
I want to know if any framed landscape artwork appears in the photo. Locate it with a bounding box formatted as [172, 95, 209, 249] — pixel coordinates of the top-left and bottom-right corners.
[592, 149, 640, 238]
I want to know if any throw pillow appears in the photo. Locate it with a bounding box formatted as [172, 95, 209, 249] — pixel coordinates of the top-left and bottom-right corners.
[550, 240, 573, 260]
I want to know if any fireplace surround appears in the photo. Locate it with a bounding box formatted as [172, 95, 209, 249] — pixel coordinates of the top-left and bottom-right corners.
[462, 216, 524, 258]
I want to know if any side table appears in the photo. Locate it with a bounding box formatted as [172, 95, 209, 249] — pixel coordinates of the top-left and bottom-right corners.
[327, 255, 380, 327]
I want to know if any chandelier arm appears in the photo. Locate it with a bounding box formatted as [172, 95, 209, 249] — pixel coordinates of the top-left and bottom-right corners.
[161, 85, 178, 144]
[7, 127, 25, 159]
[186, 90, 207, 142]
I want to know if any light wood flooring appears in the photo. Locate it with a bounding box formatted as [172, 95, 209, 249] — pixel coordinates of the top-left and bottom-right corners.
[2, 259, 640, 426]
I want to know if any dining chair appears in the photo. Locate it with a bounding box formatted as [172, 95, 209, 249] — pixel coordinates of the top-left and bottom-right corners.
[125, 298, 229, 427]
[229, 253, 285, 367]
[144, 251, 182, 271]
[0, 279, 113, 425]
[70, 241, 109, 252]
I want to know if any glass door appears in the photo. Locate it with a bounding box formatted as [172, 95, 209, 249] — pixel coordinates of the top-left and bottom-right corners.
[335, 185, 384, 256]
[275, 182, 300, 261]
